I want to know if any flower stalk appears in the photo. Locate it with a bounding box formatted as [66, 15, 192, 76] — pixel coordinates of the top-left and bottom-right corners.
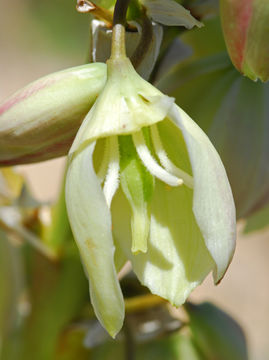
[110, 0, 131, 59]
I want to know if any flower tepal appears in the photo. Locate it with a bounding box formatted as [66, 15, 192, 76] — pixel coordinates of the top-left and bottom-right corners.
[65, 35, 236, 337]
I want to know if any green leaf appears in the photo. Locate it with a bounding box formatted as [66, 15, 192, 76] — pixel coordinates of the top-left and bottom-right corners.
[185, 302, 249, 360]
[141, 0, 203, 29]
[244, 203, 269, 234]
[180, 16, 227, 58]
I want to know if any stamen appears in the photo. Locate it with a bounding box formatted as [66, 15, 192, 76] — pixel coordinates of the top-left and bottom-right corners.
[103, 136, 120, 208]
[96, 139, 109, 183]
[132, 131, 183, 187]
[150, 125, 194, 189]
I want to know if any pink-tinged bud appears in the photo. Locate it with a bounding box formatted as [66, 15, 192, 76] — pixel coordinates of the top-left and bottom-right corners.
[0, 63, 107, 166]
[220, 0, 269, 82]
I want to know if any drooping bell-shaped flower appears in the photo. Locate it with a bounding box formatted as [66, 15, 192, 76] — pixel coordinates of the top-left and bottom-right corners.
[65, 24, 236, 337]
[0, 63, 106, 165]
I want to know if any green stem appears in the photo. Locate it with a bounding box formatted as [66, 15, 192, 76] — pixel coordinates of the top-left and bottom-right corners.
[110, 0, 131, 59]
[110, 24, 127, 59]
[123, 319, 135, 360]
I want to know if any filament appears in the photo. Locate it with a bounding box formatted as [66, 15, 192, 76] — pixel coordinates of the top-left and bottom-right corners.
[150, 125, 194, 189]
[132, 131, 183, 187]
[103, 136, 120, 207]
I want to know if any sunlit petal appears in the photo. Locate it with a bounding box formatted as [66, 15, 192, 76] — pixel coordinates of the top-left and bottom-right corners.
[66, 143, 124, 337]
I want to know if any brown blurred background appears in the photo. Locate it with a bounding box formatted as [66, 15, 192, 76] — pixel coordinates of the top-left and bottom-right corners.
[0, 1, 269, 359]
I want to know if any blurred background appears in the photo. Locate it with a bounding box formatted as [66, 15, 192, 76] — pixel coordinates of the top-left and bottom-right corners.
[1, 1, 269, 359]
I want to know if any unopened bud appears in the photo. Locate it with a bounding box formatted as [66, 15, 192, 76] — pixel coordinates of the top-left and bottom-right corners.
[221, 0, 269, 82]
[0, 63, 106, 166]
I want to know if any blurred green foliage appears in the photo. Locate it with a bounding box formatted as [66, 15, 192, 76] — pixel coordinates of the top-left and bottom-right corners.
[185, 302, 248, 360]
[25, 0, 91, 56]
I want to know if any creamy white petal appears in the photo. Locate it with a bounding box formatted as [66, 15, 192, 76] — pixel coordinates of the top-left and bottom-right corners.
[65, 143, 124, 337]
[112, 184, 214, 306]
[70, 58, 174, 153]
[168, 104, 236, 282]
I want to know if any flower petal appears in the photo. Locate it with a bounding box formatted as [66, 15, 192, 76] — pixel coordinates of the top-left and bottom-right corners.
[112, 183, 214, 307]
[168, 104, 236, 283]
[65, 143, 124, 337]
[70, 58, 174, 153]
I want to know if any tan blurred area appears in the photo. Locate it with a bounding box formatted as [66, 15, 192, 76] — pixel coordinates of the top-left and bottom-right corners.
[1, 1, 269, 360]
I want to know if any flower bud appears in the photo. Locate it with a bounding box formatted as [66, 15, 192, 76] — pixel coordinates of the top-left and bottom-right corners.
[0, 63, 107, 166]
[220, 0, 269, 82]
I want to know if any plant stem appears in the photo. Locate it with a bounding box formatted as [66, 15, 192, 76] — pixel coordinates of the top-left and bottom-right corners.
[110, 0, 131, 59]
[113, 0, 131, 27]
[110, 24, 126, 59]
[0, 219, 58, 261]
[123, 319, 135, 360]
[131, 9, 153, 69]
[125, 294, 166, 313]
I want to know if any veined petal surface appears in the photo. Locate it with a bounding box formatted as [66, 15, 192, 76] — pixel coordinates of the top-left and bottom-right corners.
[168, 104, 236, 282]
[70, 58, 174, 153]
[112, 182, 214, 306]
[65, 143, 124, 337]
